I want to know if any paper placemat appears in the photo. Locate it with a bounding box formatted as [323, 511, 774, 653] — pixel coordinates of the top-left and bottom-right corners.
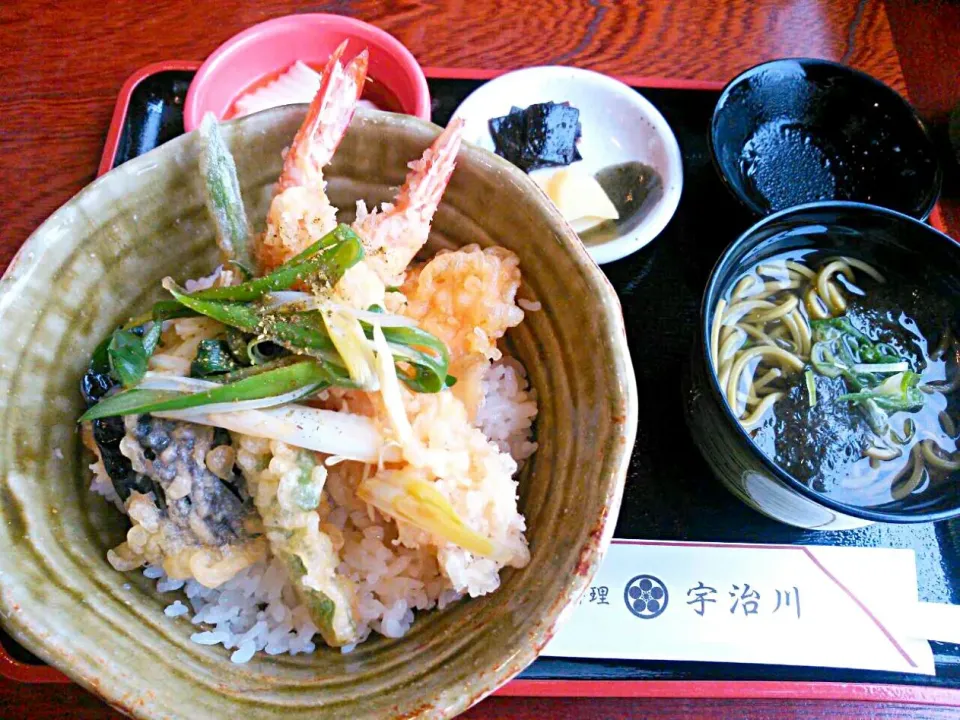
[543, 540, 935, 675]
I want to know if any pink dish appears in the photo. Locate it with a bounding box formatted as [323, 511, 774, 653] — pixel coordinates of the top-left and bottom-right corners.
[183, 14, 430, 131]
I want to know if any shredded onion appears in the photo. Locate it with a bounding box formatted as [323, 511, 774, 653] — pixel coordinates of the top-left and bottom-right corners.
[261, 291, 311, 310]
[263, 293, 417, 327]
[138, 373, 220, 392]
[154, 403, 398, 464]
[372, 325, 415, 445]
[852, 362, 909, 374]
[153, 384, 320, 416]
[322, 306, 379, 391]
[357, 471, 507, 560]
[337, 303, 418, 327]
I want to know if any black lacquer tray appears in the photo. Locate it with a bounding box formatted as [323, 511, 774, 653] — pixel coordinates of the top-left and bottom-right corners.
[5, 64, 957, 703]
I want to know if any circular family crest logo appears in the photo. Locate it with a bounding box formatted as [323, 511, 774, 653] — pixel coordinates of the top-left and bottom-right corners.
[623, 574, 668, 619]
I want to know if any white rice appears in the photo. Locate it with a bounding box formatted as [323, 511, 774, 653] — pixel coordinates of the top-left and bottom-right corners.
[128, 360, 537, 662]
[149, 557, 320, 661]
[164, 600, 189, 617]
[476, 358, 539, 461]
[88, 454, 124, 511]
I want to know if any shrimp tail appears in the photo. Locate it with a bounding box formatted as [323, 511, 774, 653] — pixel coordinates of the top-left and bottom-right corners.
[351, 119, 465, 284]
[277, 42, 369, 194]
[396, 117, 465, 223]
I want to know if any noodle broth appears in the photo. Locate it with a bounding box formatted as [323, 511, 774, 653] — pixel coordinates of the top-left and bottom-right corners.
[711, 250, 960, 507]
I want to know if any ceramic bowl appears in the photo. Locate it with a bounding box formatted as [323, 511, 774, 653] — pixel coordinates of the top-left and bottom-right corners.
[450, 66, 684, 265]
[684, 201, 960, 530]
[183, 14, 431, 130]
[710, 58, 941, 219]
[0, 106, 636, 718]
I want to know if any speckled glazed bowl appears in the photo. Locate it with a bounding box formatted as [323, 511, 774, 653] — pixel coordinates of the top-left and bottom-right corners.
[0, 107, 636, 719]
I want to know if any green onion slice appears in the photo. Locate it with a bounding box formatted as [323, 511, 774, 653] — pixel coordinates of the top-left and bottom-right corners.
[80, 360, 331, 421]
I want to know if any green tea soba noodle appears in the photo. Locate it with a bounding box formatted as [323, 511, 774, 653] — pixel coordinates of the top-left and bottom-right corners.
[711, 253, 960, 504]
[710, 256, 873, 426]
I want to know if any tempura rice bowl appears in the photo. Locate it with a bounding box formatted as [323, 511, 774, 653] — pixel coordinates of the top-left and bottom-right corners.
[0, 106, 635, 719]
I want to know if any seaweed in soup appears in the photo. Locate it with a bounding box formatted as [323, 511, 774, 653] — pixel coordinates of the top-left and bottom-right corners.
[764, 373, 874, 492]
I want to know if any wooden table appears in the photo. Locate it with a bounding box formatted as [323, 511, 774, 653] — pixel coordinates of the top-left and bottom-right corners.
[1, 1, 958, 718]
